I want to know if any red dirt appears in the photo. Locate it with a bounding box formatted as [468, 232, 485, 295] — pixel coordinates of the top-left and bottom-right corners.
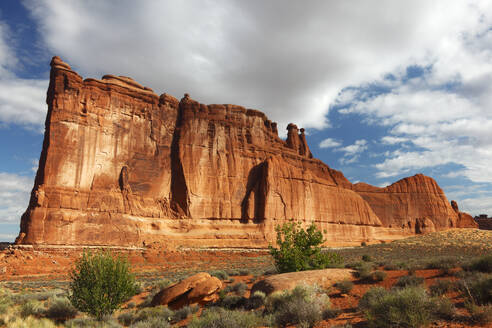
[1, 247, 490, 327]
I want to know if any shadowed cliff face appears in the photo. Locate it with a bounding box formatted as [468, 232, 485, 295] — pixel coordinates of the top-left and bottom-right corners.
[15, 56, 476, 248]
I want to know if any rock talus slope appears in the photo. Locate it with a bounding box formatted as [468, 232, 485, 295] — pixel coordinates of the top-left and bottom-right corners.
[16, 57, 476, 247]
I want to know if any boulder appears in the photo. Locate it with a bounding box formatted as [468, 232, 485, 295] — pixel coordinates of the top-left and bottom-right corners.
[251, 269, 353, 296]
[151, 272, 222, 309]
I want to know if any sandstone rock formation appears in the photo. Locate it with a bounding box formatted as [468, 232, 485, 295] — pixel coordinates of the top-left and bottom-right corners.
[251, 269, 353, 295]
[16, 57, 476, 247]
[450, 200, 479, 229]
[151, 272, 222, 309]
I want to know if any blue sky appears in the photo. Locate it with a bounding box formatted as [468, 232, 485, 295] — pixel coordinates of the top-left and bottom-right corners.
[0, 1, 492, 242]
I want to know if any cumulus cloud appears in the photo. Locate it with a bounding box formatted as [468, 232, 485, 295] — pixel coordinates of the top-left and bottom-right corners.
[0, 20, 48, 130]
[22, 0, 490, 132]
[336, 139, 368, 164]
[0, 172, 32, 223]
[336, 1, 492, 185]
[319, 138, 341, 149]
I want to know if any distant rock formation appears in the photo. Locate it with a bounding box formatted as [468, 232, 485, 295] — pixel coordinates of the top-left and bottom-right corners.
[474, 214, 492, 230]
[15, 57, 476, 248]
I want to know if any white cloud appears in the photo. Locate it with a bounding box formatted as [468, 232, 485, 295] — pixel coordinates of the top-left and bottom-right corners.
[336, 139, 368, 164]
[381, 136, 408, 145]
[0, 19, 48, 130]
[0, 233, 16, 242]
[319, 138, 341, 149]
[0, 172, 33, 223]
[21, 0, 492, 133]
[460, 196, 492, 216]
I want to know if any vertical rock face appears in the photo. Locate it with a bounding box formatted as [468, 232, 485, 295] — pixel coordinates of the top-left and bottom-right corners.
[16, 57, 476, 247]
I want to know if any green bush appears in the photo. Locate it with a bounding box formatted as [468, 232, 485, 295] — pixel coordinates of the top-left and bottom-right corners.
[466, 303, 492, 325]
[132, 306, 174, 324]
[46, 296, 78, 322]
[245, 291, 265, 310]
[372, 271, 387, 282]
[362, 254, 373, 262]
[0, 288, 12, 315]
[269, 222, 342, 273]
[224, 282, 247, 296]
[426, 257, 456, 275]
[172, 305, 199, 322]
[265, 285, 331, 328]
[462, 276, 492, 305]
[20, 299, 46, 318]
[209, 270, 229, 281]
[130, 317, 171, 328]
[465, 255, 492, 273]
[8, 316, 57, 328]
[360, 286, 452, 328]
[69, 251, 138, 320]
[218, 295, 246, 309]
[65, 316, 123, 327]
[394, 275, 424, 288]
[334, 280, 353, 294]
[187, 307, 265, 328]
[429, 279, 456, 296]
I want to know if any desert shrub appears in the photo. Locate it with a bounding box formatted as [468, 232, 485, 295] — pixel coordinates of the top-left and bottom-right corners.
[12, 289, 62, 303]
[0, 288, 12, 314]
[187, 307, 265, 328]
[154, 279, 172, 290]
[383, 262, 399, 271]
[245, 291, 265, 310]
[20, 299, 46, 318]
[465, 255, 492, 273]
[118, 311, 135, 326]
[334, 280, 353, 294]
[233, 282, 247, 296]
[226, 269, 240, 276]
[209, 270, 229, 281]
[426, 257, 456, 275]
[132, 306, 174, 324]
[372, 270, 387, 282]
[360, 286, 450, 328]
[218, 295, 246, 309]
[433, 296, 455, 320]
[46, 296, 78, 322]
[8, 316, 57, 328]
[322, 307, 341, 319]
[239, 269, 251, 276]
[352, 262, 373, 281]
[127, 301, 136, 309]
[69, 251, 138, 320]
[172, 305, 199, 322]
[65, 316, 123, 327]
[462, 276, 492, 305]
[130, 317, 171, 328]
[269, 222, 342, 273]
[265, 285, 331, 328]
[394, 275, 424, 288]
[429, 279, 456, 296]
[466, 303, 492, 325]
[361, 241, 367, 246]
[362, 254, 373, 262]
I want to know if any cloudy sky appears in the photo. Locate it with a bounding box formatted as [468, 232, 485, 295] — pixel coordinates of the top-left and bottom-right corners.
[0, 1, 491, 241]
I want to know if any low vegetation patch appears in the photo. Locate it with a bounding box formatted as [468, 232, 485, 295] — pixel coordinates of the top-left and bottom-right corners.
[394, 275, 424, 288]
[334, 280, 354, 295]
[265, 285, 333, 328]
[359, 286, 454, 328]
[187, 307, 265, 328]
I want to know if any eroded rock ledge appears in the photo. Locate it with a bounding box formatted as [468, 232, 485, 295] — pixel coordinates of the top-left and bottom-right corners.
[15, 57, 477, 248]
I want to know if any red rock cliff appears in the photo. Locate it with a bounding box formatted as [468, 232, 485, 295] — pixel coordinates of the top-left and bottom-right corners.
[15, 57, 475, 247]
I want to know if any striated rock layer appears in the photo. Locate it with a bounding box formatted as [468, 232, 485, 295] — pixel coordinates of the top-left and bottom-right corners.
[16, 57, 476, 248]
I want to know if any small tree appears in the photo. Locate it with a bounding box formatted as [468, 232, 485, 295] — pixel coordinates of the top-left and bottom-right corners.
[69, 251, 137, 320]
[269, 222, 342, 273]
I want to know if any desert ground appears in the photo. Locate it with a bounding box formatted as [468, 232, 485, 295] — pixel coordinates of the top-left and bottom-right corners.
[0, 228, 491, 327]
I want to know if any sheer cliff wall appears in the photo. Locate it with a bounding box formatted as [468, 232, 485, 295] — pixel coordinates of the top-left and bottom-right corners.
[15, 57, 476, 248]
